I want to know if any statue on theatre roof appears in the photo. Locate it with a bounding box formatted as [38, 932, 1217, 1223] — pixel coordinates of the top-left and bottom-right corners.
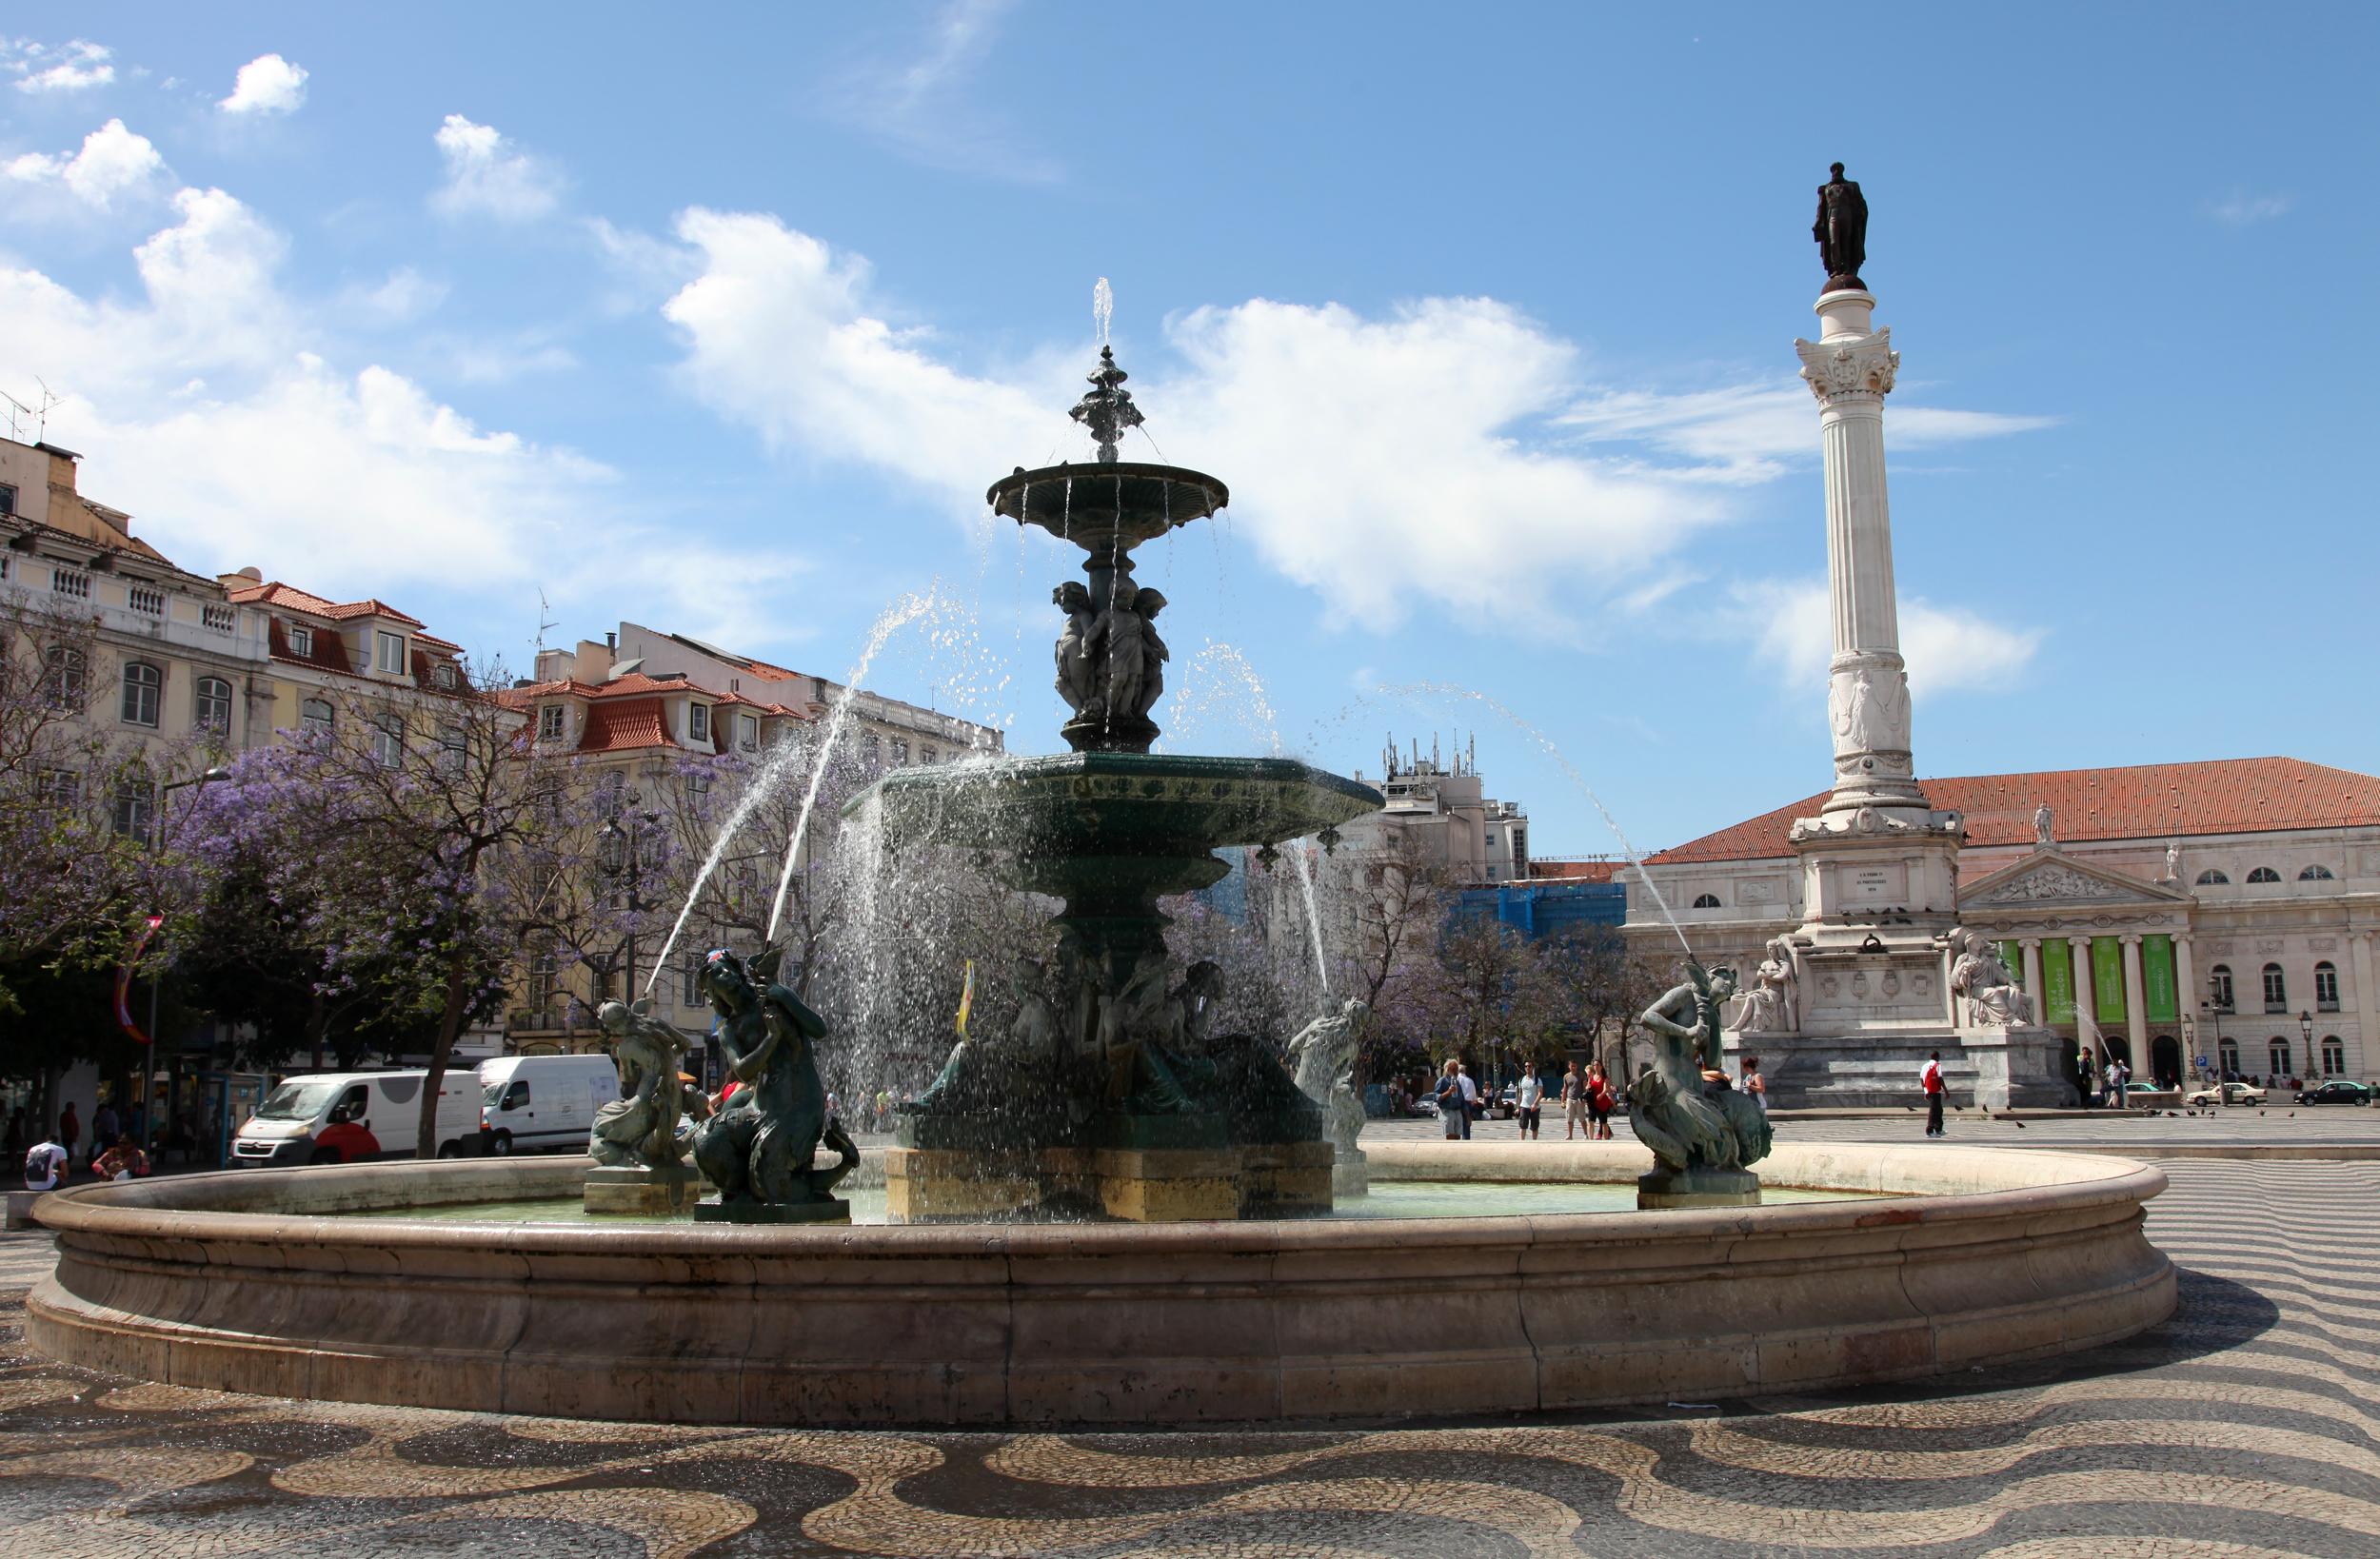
[2034, 802, 2055, 847]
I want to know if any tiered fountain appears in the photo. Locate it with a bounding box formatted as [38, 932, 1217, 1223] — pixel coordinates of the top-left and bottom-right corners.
[855, 347, 1380, 1221]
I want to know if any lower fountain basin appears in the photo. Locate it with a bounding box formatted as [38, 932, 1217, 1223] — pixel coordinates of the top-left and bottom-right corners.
[27, 1141, 2172, 1427]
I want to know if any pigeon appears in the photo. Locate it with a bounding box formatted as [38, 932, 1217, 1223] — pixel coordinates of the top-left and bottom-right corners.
[2013, 1121, 2027, 1130]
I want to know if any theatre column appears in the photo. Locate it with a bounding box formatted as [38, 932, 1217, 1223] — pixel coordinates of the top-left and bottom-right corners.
[2021, 938, 2044, 1008]
[2070, 937, 2098, 1059]
[2121, 935, 2149, 1062]
[2350, 930, 2377, 1076]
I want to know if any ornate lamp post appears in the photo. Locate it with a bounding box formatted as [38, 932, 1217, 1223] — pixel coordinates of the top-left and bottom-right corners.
[597, 795, 659, 1009]
[2299, 1011, 2314, 1083]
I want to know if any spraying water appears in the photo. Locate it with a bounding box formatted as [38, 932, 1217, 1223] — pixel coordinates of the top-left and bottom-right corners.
[1092, 276, 1113, 346]
[1179, 641, 1332, 992]
[1372, 681, 1696, 958]
[642, 740, 806, 997]
[766, 589, 940, 942]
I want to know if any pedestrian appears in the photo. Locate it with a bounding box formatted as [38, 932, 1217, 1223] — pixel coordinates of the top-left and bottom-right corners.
[1586, 1058, 1616, 1140]
[2112, 1058, 2130, 1111]
[3, 1105, 25, 1161]
[1560, 1061, 1585, 1139]
[93, 1135, 149, 1182]
[1455, 1062, 1478, 1140]
[1433, 1060, 1464, 1140]
[23, 1133, 69, 1191]
[1739, 1055, 1768, 1115]
[91, 1099, 119, 1166]
[58, 1102, 80, 1164]
[1920, 1051, 1946, 1137]
[1517, 1062, 1543, 1140]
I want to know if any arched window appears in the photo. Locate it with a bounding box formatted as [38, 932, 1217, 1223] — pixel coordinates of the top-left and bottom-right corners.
[2246, 866, 2281, 883]
[120, 661, 161, 727]
[1691, 893, 1721, 909]
[2261, 963, 2287, 1012]
[2209, 964, 2234, 1011]
[2314, 962, 2339, 1011]
[2218, 1037, 2239, 1077]
[2299, 865, 2335, 880]
[41, 645, 86, 708]
[193, 676, 231, 737]
[300, 698, 333, 735]
[2323, 1037, 2346, 1076]
[2270, 1037, 2293, 1078]
[2194, 869, 2229, 885]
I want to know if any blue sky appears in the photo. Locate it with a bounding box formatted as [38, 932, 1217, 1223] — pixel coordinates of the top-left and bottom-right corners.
[4, 5, 2372, 855]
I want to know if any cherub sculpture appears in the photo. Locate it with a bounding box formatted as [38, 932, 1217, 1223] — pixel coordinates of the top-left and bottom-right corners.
[1100, 586, 1169, 721]
[690, 947, 856, 1209]
[1053, 582, 1101, 718]
[587, 997, 689, 1170]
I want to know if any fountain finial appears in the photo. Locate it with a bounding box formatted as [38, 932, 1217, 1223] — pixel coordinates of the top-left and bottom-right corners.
[1069, 345, 1143, 464]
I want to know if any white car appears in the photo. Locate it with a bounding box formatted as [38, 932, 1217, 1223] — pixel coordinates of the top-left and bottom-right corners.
[2184, 1080, 2268, 1108]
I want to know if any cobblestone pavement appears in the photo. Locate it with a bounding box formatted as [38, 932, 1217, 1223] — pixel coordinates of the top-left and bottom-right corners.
[5, 1158, 2378, 1556]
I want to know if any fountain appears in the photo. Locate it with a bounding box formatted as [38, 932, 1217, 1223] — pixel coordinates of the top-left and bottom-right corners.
[854, 345, 1380, 1221]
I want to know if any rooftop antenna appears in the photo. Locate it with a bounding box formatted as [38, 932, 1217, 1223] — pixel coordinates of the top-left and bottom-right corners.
[2, 381, 63, 444]
[534, 587, 558, 660]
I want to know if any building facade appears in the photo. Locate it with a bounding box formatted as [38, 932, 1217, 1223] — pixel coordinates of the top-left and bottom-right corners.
[1624, 759, 2380, 1089]
[1338, 736, 1529, 882]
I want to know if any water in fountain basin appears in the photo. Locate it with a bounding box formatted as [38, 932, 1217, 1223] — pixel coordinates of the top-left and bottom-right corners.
[767, 589, 941, 943]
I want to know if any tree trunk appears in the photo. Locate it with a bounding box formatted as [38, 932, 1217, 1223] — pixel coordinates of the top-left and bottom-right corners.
[417, 957, 471, 1160]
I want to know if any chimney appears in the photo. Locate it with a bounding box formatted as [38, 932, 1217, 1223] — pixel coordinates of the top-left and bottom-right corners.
[605, 631, 617, 652]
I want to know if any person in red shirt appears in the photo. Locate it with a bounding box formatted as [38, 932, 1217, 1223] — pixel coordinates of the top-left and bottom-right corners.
[1920, 1051, 1946, 1137]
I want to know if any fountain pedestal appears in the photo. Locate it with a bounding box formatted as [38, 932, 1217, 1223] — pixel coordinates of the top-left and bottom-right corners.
[583, 1163, 704, 1216]
[694, 1197, 851, 1225]
[1636, 1167, 1761, 1210]
[883, 1136, 1334, 1224]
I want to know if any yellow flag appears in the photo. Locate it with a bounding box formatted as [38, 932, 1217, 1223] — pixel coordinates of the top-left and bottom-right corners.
[956, 958, 975, 1038]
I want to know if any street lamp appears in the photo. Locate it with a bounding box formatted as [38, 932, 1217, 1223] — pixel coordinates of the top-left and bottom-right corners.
[2180, 1008, 2196, 1088]
[146, 766, 230, 1140]
[597, 795, 658, 1005]
[2300, 1011, 2314, 1081]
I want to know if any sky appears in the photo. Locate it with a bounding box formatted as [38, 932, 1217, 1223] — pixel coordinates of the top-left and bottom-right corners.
[4, 5, 2374, 858]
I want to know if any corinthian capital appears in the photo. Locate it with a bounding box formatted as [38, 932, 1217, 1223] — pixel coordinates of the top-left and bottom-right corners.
[1795, 327, 1898, 405]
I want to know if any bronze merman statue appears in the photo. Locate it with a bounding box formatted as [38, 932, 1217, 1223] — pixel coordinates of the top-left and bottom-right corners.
[691, 947, 856, 1214]
[1814, 162, 1868, 291]
[1630, 961, 1772, 1177]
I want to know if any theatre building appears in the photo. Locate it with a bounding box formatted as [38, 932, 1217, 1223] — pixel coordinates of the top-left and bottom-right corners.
[1624, 759, 2380, 1090]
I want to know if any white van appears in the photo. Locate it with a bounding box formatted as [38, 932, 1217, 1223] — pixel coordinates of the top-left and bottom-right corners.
[232, 1071, 481, 1166]
[475, 1054, 622, 1155]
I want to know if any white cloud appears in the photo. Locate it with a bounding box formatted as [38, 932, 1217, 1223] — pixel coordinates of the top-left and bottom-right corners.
[430, 113, 562, 222]
[825, 0, 1059, 183]
[346, 266, 447, 326]
[6, 39, 114, 94]
[1561, 381, 2054, 483]
[1734, 578, 2041, 701]
[2208, 190, 2292, 227]
[219, 53, 308, 114]
[6, 118, 167, 208]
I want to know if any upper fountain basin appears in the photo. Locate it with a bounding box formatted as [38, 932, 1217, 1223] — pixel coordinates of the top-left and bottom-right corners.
[990, 462, 1227, 554]
[850, 752, 1379, 876]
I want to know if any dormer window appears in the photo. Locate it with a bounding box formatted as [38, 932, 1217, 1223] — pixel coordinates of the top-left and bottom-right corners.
[375, 631, 407, 674]
[538, 705, 565, 742]
[737, 713, 758, 751]
[288, 624, 313, 657]
[433, 662, 458, 691]
[689, 702, 710, 743]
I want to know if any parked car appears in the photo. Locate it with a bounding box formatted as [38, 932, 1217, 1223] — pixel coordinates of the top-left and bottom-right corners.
[233, 1071, 481, 1165]
[476, 1054, 623, 1154]
[1491, 1085, 1520, 1119]
[2298, 1079, 2376, 1106]
[2184, 1080, 2269, 1108]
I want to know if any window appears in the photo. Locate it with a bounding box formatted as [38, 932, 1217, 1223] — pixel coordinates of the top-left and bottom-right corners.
[682, 957, 704, 1009]
[0, 482, 14, 515]
[2218, 1037, 2239, 1077]
[41, 645, 86, 708]
[50, 566, 89, 600]
[2299, 865, 2335, 880]
[201, 603, 234, 635]
[288, 624, 314, 657]
[372, 715, 404, 768]
[111, 774, 153, 843]
[2261, 963, 2287, 1013]
[736, 713, 758, 752]
[2315, 962, 2339, 1012]
[2270, 1038, 2293, 1078]
[499, 1080, 529, 1113]
[688, 702, 709, 743]
[2323, 1037, 2346, 1076]
[539, 704, 565, 742]
[684, 766, 711, 799]
[300, 698, 333, 735]
[2209, 964, 2234, 1011]
[2246, 866, 2281, 883]
[433, 662, 458, 691]
[120, 661, 161, 727]
[128, 584, 166, 617]
[375, 631, 407, 674]
[35, 768, 80, 810]
[193, 676, 230, 737]
[890, 739, 909, 766]
[2193, 869, 2229, 885]
[437, 722, 466, 769]
[527, 950, 558, 1014]
[1691, 893, 1721, 909]
[922, 745, 939, 764]
[863, 734, 881, 768]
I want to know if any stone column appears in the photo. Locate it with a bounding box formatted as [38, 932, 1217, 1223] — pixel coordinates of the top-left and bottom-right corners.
[2069, 936, 2098, 1060]
[2120, 935, 2149, 1063]
[2173, 933, 2198, 1077]
[2020, 938, 2043, 1008]
[1795, 290, 1918, 817]
[2350, 930, 2377, 1076]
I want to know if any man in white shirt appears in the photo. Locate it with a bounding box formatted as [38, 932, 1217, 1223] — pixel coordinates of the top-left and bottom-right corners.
[1454, 1062, 1478, 1141]
[23, 1136, 69, 1191]
[1919, 1052, 1946, 1137]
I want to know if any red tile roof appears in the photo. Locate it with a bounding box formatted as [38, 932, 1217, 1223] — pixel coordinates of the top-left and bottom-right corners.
[577, 698, 676, 754]
[1647, 759, 2380, 864]
[266, 617, 354, 674]
[228, 581, 426, 627]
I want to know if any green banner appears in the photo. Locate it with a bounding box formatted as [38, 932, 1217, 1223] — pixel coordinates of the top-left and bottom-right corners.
[2042, 941, 2075, 1024]
[1999, 940, 2025, 984]
[2092, 937, 2126, 1023]
[2142, 935, 2178, 1023]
